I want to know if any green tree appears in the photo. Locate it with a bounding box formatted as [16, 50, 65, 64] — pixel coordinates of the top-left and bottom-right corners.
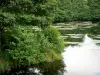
[0, 0, 58, 51]
[0, 0, 58, 27]
[42, 25, 64, 53]
[54, 0, 100, 22]
[0, 0, 64, 69]
[88, 0, 100, 20]
[54, 0, 89, 22]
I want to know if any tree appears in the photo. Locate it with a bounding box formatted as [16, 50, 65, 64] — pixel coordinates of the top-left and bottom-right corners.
[88, 0, 100, 20]
[0, 0, 58, 51]
[0, 0, 58, 27]
[54, 0, 100, 22]
[0, 0, 64, 68]
[54, 0, 89, 22]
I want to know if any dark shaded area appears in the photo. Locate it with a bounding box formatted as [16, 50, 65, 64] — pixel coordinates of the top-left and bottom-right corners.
[0, 0, 9, 6]
[1, 60, 66, 75]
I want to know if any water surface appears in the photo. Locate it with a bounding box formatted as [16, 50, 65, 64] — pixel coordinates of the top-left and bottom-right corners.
[63, 35, 100, 75]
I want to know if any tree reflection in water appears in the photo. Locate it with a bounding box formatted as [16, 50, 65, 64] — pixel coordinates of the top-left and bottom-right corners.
[2, 60, 66, 75]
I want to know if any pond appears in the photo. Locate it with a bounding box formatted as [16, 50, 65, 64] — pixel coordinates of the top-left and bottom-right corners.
[56, 21, 100, 75]
[63, 34, 100, 75]
[3, 21, 100, 75]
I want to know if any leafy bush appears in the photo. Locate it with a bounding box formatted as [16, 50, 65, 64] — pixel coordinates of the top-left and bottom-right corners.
[0, 12, 53, 27]
[1, 25, 64, 72]
[0, 12, 16, 27]
[42, 25, 65, 53]
[0, 0, 65, 72]
[7, 26, 52, 65]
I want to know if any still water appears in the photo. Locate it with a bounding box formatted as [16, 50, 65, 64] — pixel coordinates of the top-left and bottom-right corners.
[63, 34, 100, 75]
[3, 21, 100, 75]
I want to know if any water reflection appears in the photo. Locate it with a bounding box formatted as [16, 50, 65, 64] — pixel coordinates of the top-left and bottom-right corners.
[62, 35, 100, 75]
[38, 60, 65, 75]
[3, 60, 66, 75]
[56, 21, 100, 46]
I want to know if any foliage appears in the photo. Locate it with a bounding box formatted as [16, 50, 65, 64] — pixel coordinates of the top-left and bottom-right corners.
[1, 25, 64, 72]
[54, 0, 100, 22]
[6, 26, 53, 65]
[0, 0, 65, 72]
[42, 26, 65, 53]
[0, 51, 11, 72]
[88, 0, 100, 20]
[0, 0, 58, 27]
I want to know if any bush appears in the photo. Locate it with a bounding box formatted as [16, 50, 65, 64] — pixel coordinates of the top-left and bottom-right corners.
[1, 26, 64, 72]
[7, 26, 52, 65]
[42, 25, 65, 53]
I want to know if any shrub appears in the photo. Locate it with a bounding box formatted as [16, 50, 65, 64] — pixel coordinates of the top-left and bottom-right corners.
[7, 26, 52, 65]
[42, 25, 65, 53]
